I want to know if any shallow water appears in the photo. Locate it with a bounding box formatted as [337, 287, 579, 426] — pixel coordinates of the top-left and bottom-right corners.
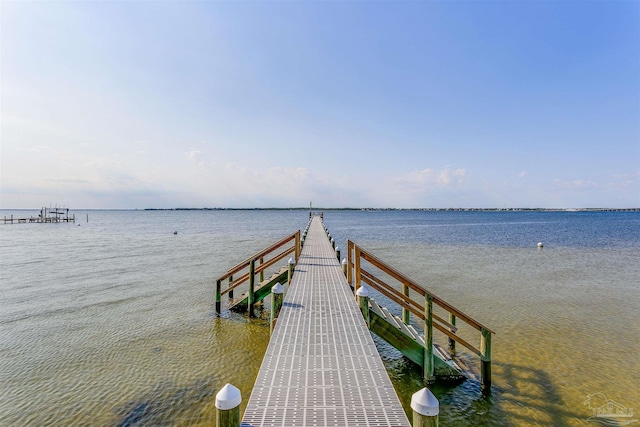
[1, 210, 638, 426]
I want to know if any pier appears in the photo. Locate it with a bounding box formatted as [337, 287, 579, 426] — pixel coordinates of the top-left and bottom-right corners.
[241, 215, 410, 426]
[2, 207, 76, 224]
[215, 213, 494, 426]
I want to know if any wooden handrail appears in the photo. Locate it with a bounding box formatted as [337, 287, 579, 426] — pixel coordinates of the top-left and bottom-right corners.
[215, 231, 300, 315]
[357, 244, 494, 334]
[349, 239, 494, 390]
[224, 231, 299, 279]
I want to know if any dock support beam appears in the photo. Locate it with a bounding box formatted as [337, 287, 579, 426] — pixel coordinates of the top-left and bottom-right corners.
[424, 294, 434, 383]
[481, 327, 492, 394]
[216, 383, 241, 427]
[411, 387, 439, 427]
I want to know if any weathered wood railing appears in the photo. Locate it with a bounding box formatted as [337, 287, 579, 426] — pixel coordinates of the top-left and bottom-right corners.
[347, 239, 495, 392]
[215, 231, 301, 317]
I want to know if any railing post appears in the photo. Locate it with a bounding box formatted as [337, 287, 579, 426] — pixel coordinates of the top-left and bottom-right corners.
[248, 259, 256, 317]
[270, 282, 284, 335]
[342, 258, 347, 277]
[259, 258, 264, 282]
[448, 313, 456, 353]
[354, 246, 362, 298]
[335, 246, 340, 262]
[295, 230, 301, 262]
[424, 294, 434, 383]
[356, 286, 370, 327]
[216, 383, 241, 427]
[347, 241, 353, 286]
[228, 275, 233, 300]
[411, 387, 439, 427]
[402, 282, 410, 325]
[481, 328, 492, 394]
[215, 279, 222, 315]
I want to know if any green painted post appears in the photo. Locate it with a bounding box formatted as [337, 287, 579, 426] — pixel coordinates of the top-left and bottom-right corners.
[424, 294, 434, 383]
[248, 260, 256, 317]
[215, 383, 241, 427]
[215, 279, 222, 315]
[448, 313, 456, 353]
[481, 328, 492, 394]
[270, 282, 284, 335]
[259, 258, 264, 282]
[411, 387, 439, 427]
[356, 286, 370, 327]
[402, 283, 410, 325]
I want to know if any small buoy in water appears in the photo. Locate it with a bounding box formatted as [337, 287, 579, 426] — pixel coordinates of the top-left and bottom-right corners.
[174, 231, 178, 235]
[537, 242, 543, 248]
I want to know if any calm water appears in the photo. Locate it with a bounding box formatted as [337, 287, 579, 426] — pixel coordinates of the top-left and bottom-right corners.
[1, 210, 638, 426]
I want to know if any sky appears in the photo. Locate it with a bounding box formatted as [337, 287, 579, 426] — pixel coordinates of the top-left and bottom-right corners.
[1, 1, 639, 209]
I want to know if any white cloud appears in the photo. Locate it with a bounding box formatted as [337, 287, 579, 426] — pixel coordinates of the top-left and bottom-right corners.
[395, 167, 467, 190]
[518, 171, 527, 179]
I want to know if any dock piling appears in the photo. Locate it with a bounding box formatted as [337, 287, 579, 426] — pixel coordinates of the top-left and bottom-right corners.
[270, 282, 284, 335]
[356, 285, 370, 326]
[411, 387, 439, 427]
[481, 327, 492, 394]
[424, 294, 434, 383]
[248, 260, 256, 317]
[216, 383, 241, 427]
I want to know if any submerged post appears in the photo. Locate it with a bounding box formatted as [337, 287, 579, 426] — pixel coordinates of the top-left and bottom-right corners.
[356, 285, 370, 327]
[270, 282, 284, 335]
[216, 383, 241, 427]
[215, 279, 222, 315]
[411, 387, 439, 427]
[481, 328, 492, 394]
[248, 260, 256, 317]
[424, 294, 434, 383]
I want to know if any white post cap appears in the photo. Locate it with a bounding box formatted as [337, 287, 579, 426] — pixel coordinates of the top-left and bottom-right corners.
[215, 383, 242, 410]
[341, 258, 347, 265]
[335, 246, 340, 252]
[288, 257, 295, 264]
[356, 286, 369, 297]
[272, 282, 284, 294]
[411, 387, 439, 416]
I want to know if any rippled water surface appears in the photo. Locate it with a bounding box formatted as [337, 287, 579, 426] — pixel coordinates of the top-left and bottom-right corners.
[1, 210, 638, 426]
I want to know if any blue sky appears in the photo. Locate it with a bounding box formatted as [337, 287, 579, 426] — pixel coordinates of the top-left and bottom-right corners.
[2, 1, 638, 209]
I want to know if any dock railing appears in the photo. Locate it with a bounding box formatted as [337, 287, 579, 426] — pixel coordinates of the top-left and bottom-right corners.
[215, 231, 301, 317]
[347, 239, 495, 392]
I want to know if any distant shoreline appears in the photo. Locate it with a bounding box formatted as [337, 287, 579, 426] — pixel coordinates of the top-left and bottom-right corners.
[141, 207, 640, 212]
[2, 207, 638, 212]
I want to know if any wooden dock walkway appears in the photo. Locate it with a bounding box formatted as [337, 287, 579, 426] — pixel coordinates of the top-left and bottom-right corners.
[241, 216, 411, 427]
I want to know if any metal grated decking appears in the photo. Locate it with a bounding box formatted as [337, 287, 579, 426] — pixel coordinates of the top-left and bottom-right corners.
[241, 217, 410, 427]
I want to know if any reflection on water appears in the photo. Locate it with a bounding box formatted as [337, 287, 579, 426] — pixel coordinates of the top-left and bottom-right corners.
[0, 210, 638, 426]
